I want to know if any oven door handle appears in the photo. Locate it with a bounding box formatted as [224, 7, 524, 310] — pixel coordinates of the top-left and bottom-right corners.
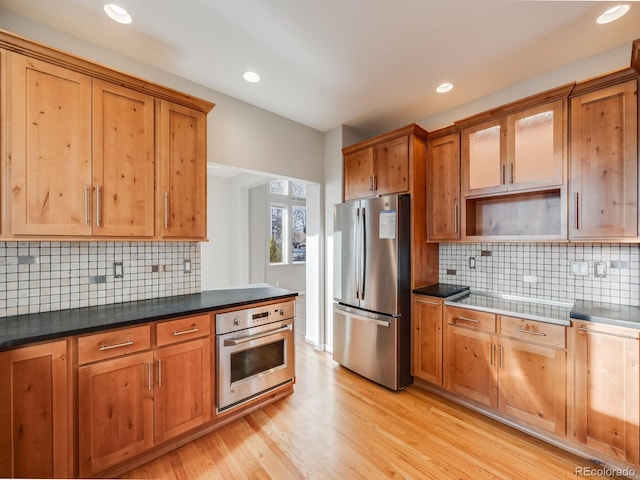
[223, 324, 292, 346]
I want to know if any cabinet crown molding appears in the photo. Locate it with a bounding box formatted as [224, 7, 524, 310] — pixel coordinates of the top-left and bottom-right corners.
[0, 28, 215, 114]
[342, 123, 427, 154]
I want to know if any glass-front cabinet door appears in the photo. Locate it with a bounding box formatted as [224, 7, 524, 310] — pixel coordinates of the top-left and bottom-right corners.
[507, 100, 565, 191]
[462, 118, 507, 196]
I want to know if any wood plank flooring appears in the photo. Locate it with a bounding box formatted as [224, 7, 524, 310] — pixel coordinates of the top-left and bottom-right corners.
[121, 336, 620, 479]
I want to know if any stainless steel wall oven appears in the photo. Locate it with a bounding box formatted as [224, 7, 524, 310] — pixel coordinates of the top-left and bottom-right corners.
[216, 300, 295, 412]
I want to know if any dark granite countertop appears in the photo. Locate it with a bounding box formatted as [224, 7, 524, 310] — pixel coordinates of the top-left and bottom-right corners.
[571, 300, 640, 330]
[412, 283, 470, 298]
[445, 291, 572, 326]
[0, 287, 298, 351]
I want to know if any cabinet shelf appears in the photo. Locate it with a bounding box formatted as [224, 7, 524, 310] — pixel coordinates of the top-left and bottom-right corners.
[464, 189, 566, 240]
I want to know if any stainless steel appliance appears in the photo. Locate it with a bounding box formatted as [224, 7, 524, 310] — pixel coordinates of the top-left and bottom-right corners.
[216, 301, 295, 412]
[333, 194, 412, 390]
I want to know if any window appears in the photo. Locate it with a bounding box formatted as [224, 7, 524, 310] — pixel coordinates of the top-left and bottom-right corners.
[268, 179, 306, 265]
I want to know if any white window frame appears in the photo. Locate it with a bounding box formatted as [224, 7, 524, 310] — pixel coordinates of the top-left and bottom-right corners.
[267, 180, 306, 266]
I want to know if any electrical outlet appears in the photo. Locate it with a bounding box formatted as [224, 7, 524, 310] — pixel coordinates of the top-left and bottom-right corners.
[113, 262, 124, 279]
[183, 259, 191, 273]
[469, 257, 476, 269]
[594, 262, 607, 278]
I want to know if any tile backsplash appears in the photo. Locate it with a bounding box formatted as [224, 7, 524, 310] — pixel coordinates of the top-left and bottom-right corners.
[439, 243, 640, 306]
[0, 242, 201, 317]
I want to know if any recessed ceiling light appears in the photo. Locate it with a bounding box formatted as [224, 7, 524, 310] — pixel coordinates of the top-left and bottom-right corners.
[436, 83, 454, 94]
[104, 4, 132, 24]
[596, 4, 630, 24]
[242, 71, 261, 83]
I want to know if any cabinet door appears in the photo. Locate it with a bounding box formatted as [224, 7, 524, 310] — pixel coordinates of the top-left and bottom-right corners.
[462, 119, 507, 196]
[158, 100, 207, 238]
[411, 296, 443, 385]
[507, 100, 565, 191]
[92, 79, 155, 237]
[374, 135, 409, 196]
[344, 147, 373, 200]
[8, 53, 92, 235]
[444, 324, 498, 408]
[570, 80, 638, 239]
[0, 341, 69, 479]
[574, 322, 639, 465]
[427, 133, 460, 240]
[154, 338, 211, 443]
[498, 338, 566, 436]
[78, 351, 154, 477]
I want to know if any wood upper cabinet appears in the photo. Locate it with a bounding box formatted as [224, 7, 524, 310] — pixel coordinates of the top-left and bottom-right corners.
[8, 52, 92, 236]
[427, 131, 460, 240]
[344, 147, 374, 200]
[569, 79, 638, 240]
[573, 321, 640, 465]
[92, 79, 155, 237]
[0, 340, 70, 479]
[343, 133, 410, 200]
[462, 100, 566, 197]
[158, 100, 207, 239]
[78, 351, 154, 478]
[411, 295, 443, 385]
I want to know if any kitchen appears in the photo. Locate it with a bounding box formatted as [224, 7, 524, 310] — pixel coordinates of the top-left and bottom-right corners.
[0, 1, 640, 479]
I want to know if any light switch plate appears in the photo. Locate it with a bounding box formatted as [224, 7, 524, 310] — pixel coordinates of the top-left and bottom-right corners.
[571, 261, 589, 277]
[184, 259, 191, 273]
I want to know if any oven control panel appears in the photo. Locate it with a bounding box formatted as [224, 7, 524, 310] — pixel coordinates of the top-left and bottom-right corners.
[216, 300, 295, 334]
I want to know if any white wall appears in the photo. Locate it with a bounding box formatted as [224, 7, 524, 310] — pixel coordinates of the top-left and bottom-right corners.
[201, 175, 233, 289]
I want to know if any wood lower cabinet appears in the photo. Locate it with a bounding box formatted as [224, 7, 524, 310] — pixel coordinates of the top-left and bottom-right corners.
[574, 321, 640, 465]
[77, 315, 212, 477]
[158, 100, 207, 239]
[154, 338, 211, 443]
[411, 295, 443, 385]
[498, 315, 567, 436]
[444, 307, 498, 408]
[427, 131, 461, 241]
[444, 307, 568, 436]
[78, 351, 154, 477]
[569, 79, 638, 240]
[0, 340, 70, 478]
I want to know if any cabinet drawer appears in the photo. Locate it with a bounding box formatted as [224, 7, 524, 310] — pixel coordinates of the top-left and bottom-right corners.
[445, 306, 496, 333]
[156, 313, 211, 347]
[78, 325, 151, 365]
[500, 315, 566, 348]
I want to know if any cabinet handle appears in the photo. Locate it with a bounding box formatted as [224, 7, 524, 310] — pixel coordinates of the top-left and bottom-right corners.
[499, 345, 504, 368]
[157, 359, 162, 387]
[575, 192, 580, 230]
[369, 176, 374, 191]
[501, 164, 506, 185]
[147, 363, 152, 390]
[373, 175, 377, 191]
[95, 184, 101, 227]
[577, 325, 638, 340]
[98, 340, 134, 351]
[84, 184, 89, 226]
[417, 298, 440, 306]
[491, 343, 495, 366]
[509, 163, 514, 184]
[454, 204, 459, 234]
[164, 192, 169, 229]
[516, 328, 547, 337]
[456, 316, 480, 324]
[173, 326, 199, 336]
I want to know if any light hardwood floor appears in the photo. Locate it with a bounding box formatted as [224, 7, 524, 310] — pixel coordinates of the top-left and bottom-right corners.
[121, 336, 619, 479]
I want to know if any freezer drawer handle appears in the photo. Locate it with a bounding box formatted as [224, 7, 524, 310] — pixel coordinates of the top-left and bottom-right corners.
[223, 324, 292, 346]
[335, 308, 391, 328]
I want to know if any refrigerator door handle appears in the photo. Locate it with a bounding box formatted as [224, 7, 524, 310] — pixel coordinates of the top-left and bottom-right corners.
[360, 207, 366, 300]
[354, 207, 360, 299]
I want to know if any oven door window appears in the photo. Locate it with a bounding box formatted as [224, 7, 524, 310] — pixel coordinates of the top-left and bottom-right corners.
[230, 339, 285, 383]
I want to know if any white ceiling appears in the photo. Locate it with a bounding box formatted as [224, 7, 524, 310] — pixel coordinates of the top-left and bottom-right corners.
[0, 0, 638, 135]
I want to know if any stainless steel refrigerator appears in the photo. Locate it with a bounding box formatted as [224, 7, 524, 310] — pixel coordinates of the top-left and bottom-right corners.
[333, 194, 412, 390]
